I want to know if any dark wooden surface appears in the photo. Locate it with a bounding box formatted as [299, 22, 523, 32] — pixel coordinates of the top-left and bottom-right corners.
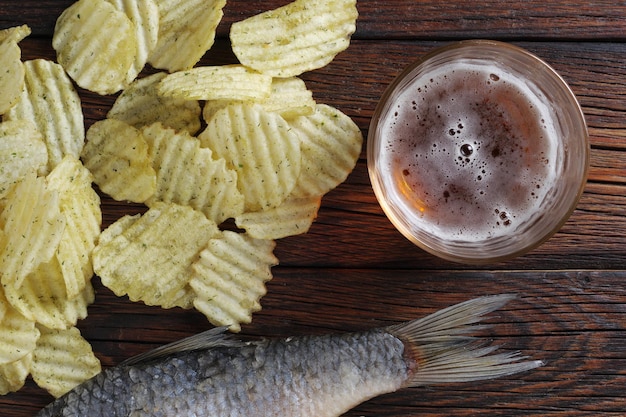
[2, 1, 626, 416]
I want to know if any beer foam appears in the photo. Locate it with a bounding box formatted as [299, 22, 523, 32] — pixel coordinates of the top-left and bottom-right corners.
[379, 60, 560, 241]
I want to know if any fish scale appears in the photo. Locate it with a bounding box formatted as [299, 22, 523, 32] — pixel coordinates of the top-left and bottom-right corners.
[38, 331, 405, 417]
[37, 295, 542, 417]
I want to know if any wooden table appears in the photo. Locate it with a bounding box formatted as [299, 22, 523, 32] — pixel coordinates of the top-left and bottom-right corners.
[2, 1, 626, 416]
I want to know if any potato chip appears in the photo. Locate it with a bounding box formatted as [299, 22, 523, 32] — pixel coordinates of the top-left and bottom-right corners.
[198, 103, 301, 212]
[4, 59, 84, 171]
[190, 231, 278, 332]
[96, 214, 138, 248]
[142, 123, 244, 224]
[108, 72, 201, 135]
[93, 202, 220, 309]
[0, 37, 25, 115]
[31, 325, 101, 398]
[158, 65, 272, 101]
[230, 0, 358, 78]
[52, 0, 138, 94]
[235, 195, 321, 240]
[46, 155, 99, 206]
[82, 119, 157, 203]
[261, 77, 317, 119]
[0, 173, 66, 289]
[0, 352, 32, 395]
[201, 99, 233, 124]
[54, 193, 99, 298]
[0, 307, 39, 365]
[201, 77, 316, 123]
[0, 120, 48, 198]
[148, 0, 226, 72]
[3, 257, 95, 330]
[59, 284, 95, 329]
[0, 25, 31, 44]
[289, 104, 363, 197]
[0, 290, 8, 323]
[47, 156, 102, 299]
[106, 0, 159, 82]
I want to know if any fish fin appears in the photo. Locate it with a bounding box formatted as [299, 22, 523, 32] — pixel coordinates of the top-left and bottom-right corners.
[121, 326, 245, 366]
[387, 294, 543, 386]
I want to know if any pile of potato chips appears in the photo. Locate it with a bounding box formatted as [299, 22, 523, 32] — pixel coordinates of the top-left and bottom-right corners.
[0, 0, 361, 398]
[0, 24, 102, 397]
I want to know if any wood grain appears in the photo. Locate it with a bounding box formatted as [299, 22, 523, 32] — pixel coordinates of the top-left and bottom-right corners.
[1, 1, 626, 416]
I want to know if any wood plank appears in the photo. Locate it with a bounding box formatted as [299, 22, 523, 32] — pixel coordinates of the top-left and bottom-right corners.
[3, 1, 626, 41]
[348, 1, 626, 40]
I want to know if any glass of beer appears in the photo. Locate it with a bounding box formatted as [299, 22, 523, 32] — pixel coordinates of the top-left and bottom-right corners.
[367, 40, 589, 264]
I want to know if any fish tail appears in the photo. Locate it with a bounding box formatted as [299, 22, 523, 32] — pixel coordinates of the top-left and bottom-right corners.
[386, 294, 543, 387]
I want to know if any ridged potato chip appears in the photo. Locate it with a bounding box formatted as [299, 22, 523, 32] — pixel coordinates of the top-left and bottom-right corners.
[0, 352, 31, 395]
[106, 0, 159, 81]
[159, 65, 272, 101]
[82, 119, 156, 203]
[108, 72, 201, 134]
[0, 25, 31, 44]
[202, 77, 316, 123]
[190, 231, 278, 332]
[199, 103, 301, 212]
[0, 291, 7, 323]
[47, 156, 102, 299]
[142, 123, 244, 224]
[260, 77, 316, 119]
[4, 59, 84, 172]
[0, 120, 48, 198]
[95, 213, 138, 248]
[290, 104, 363, 197]
[235, 196, 321, 240]
[53, 0, 137, 94]
[200, 99, 232, 125]
[0, 173, 66, 289]
[0, 307, 39, 365]
[93, 202, 220, 309]
[230, 0, 358, 78]
[0, 33, 26, 115]
[31, 326, 101, 398]
[3, 257, 94, 330]
[148, 0, 226, 71]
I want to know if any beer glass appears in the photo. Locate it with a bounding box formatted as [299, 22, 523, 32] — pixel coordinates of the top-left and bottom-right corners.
[367, 40, 589, 264]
